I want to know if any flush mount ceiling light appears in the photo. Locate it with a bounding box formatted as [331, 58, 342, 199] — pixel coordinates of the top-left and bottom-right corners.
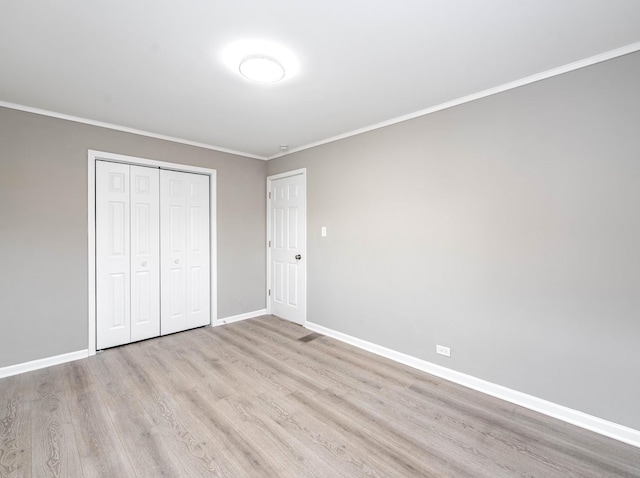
[222, 40, 299, 84]
[239, 55, 285, 83]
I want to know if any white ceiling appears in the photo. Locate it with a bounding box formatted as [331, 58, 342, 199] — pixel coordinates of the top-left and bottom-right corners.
[1, 0, 640, 159]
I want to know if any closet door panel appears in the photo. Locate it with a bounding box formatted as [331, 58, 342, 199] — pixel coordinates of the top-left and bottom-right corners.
[161, 171, 188, 334]
[186, 173, 210, 328]
[160, 170, 210, 335]
[130, 166, 160, 342]
[96, 161, 131, 349]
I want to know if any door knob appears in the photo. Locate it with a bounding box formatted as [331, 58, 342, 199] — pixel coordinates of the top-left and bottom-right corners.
[295, 254, 302, 260]
[174, 259, 180, 264]
[142, 261, 147, 267]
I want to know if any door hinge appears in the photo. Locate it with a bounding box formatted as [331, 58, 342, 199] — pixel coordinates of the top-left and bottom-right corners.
[268, 240, 271, 247]
[268, 192, 271, 199]
[268, 289, 271, 296]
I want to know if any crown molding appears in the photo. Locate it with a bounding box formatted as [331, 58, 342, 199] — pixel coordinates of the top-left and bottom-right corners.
[0, 100, 268, 161]
[3, 41, 639, 162]
[267, 41, 640, 160]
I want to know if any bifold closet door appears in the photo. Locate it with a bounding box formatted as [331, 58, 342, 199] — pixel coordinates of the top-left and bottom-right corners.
[96, 161, 160, 349]
[160, 170, 211, 335]
[130, 165, 160, 342]
[96, 161, 130, 349]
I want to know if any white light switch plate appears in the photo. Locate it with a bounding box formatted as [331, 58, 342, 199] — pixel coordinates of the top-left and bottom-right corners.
[321, 227, 327, 237]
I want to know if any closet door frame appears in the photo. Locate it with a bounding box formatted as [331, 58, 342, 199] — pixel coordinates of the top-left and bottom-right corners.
[87, 150, 217, 356]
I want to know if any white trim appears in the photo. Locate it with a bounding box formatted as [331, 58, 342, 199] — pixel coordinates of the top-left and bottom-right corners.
[212, 309, 268, 327]
[209, 172, 218, 331]
[0, 100, 266, 160]
[267, 168, 307, 181]
[3, 42, 639, 163]
[88, 150, 218, 355]
[0, 350, 88, 379]
[88, 156, 97, 355]
[267, 41, 640, 160]
[266, 169, 307, 325]
[305, 321, 640, 449]
[5, 43, 639, 164]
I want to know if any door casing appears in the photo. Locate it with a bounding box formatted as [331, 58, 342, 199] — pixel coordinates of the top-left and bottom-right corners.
[88, 150, 217, 356]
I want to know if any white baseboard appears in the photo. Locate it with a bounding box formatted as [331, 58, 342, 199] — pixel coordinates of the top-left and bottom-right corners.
[0, 349, 89, 379]
[305, 321, 640, 449]
[213, 309, 268, 327]
[0, 309, 269, 379]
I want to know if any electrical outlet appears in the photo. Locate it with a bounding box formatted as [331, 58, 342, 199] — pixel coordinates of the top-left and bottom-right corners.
[436, 345, 451, 357]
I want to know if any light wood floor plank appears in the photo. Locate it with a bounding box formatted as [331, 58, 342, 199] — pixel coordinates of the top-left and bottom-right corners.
[245, 319, 396, 395]
[214, 325, 335, 395]
[222, 321, 358, 395]
[405, 380, 639, 477]
[139, 388, 238, 477]
[1, 315, 639, 477]
[217, 393, 348, 478]
[30, 366, 84, 478]
[172, 386, 285, 477]
[102, 391, 186, 478]
[0, 374, 31, 478]
[66, 390, 135, 478]
[254, 391, 394, 477]
[191, 328, 299, 398]
[340, 384, 556, 478]
[91, 344, 236, 477]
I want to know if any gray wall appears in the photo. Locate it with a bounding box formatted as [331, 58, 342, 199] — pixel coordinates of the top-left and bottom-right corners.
[268, 52, 640, 430]
[0, 107, 266, 368]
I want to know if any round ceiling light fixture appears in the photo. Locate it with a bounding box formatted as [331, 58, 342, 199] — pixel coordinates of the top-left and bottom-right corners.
[239, 55, 285, 83]
[222, 40, 299, 84]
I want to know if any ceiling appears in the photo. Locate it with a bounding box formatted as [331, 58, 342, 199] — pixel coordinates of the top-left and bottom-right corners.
[1, 0, 639, 160]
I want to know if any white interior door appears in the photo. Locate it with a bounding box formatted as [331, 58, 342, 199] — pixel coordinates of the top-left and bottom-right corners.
[130, 166, 160, 342]
[96, 161, 131, 349]
[269, 172, 306, 325]
[160, 170, 210, 335]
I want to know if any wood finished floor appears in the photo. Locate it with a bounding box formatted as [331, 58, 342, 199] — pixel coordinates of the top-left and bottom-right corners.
[1, 316, 639, 477]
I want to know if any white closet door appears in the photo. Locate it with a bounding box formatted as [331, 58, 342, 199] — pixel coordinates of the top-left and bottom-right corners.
[130, 166, 160, 342]
[96, 161, 131, 349]
[160, 170, 210, 335]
